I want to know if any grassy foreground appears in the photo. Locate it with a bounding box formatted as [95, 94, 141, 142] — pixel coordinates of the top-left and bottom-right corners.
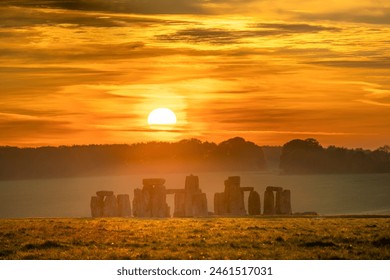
[1, 216, 390, 260]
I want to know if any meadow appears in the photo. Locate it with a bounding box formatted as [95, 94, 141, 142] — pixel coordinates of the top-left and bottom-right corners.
[1, 216, 390, 260]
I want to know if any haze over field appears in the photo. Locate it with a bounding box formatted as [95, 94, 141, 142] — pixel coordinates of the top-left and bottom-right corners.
[1, 0, 390, 148]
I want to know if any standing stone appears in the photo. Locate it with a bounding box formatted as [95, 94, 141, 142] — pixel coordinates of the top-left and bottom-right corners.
[133, 178, 171, 218]
[184, 175, 201, 216]
[280, 189, 292, 215]
[263, 189, 275, 215]
[173, 192, 185, 217]
[248, 191, 261, 215]
[117, 194, 131, 217]
[185, 175, 200, 193]
[133, 188, 147, 217]
[192, 193, 208, 217]
[214, 193, 226, 215]
[90, 196, 101, 217]
[275, 190, 283, 214]
[103, 195, 118, 217]
[228, 176, 240, 186]
[96, 195, 104, 216]
[224, 178, 245, 215]
[151, 184, 169, 218]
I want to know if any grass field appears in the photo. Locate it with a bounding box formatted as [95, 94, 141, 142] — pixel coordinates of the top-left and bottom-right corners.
[1, 216, 390, 260]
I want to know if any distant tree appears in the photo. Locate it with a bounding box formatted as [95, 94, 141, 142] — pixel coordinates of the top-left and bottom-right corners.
[280, 139, 390, 174]
[0, 137, 267, 180]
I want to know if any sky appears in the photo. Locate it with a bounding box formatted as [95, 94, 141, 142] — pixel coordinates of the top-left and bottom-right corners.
[1, 0, 390, 149]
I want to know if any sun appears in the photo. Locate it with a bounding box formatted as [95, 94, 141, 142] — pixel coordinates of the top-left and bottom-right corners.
[147, 108, 177, 126]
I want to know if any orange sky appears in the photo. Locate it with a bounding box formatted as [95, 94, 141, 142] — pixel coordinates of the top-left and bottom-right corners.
[1, 0, 390, 149]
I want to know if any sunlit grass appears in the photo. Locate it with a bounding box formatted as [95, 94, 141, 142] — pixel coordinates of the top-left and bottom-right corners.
[1, 217, 389, 260]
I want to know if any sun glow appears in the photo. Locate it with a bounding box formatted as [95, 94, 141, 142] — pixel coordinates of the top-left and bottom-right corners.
[147, 108, 177, 126]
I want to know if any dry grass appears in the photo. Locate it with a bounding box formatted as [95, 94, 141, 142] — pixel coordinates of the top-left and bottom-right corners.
[1, 216, 390, 260]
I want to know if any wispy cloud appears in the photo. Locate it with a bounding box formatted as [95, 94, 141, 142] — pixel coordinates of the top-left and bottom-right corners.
[1, 0, 390, 148]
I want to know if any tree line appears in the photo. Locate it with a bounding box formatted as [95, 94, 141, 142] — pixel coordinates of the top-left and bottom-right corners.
[280, 138, 390, 174]
[1, 137, 389, 180]
[0, 137, 266, 180]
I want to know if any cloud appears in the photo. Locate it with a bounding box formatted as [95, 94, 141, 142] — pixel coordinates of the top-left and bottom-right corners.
[292, 7, 390, 25]
[2, 0, 207, 15]
[253, 23, 340, 32]
[307, 59, 390, 69]
[157, 23, 340, 45]
[356, 100, 390, 107]
[0, 118, 79, 140]
[0, 5, 189, 29]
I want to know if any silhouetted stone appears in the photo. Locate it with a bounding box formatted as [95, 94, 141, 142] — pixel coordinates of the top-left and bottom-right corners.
[133, 179, 170, 218]
[248, 191, 261, 215]
[241, 187, 254, 192]
[228, 176, 240, 186]
[103, 195, 118, 217]
[96, 195, 104, 217]
[143, 178, 165, 186]
[151, 184, 169, 217]
[182, 174, 209, 217]
[275, 190, 283, 214]
[117, 194, 131, 217]
[96, 190, 114, 197]
[224, 177, 246, 215]
[185, 174, 200, 193]
[166, 189, 185, 195]
[173, 192, 185, 217]
[133, 188, 151, 217]
[266, 186, 283, 192]
[214, 192, 226, 215]
[90, 196, 101, 217]
[192, 193, 208, 217]
[280, 190, 292, 215]
[263, 189, 275, 215]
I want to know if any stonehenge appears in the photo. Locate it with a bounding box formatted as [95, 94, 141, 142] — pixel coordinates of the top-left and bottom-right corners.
[132, 175, 208, 218]
[214, 176, 261, 216]
[90, 190, 131, 217]
[90, 175, 292, 218]
[132, 178, 170, 218]
[263, 186, 292, 215]
[172, 174, 208, 217]
[248, 190, 261, 215]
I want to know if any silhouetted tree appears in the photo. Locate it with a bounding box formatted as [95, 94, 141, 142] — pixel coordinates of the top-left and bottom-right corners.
[0, 137, 267, 180]
[280, 138, 390, 174]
